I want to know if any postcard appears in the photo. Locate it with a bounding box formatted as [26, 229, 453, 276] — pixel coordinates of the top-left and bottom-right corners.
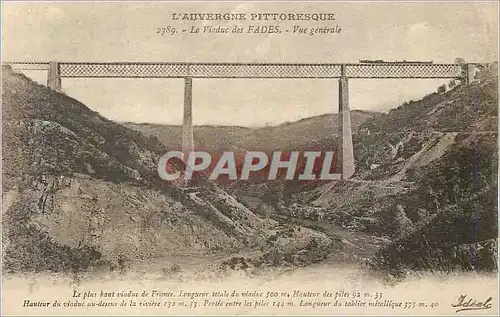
[1, 1, 498, 315]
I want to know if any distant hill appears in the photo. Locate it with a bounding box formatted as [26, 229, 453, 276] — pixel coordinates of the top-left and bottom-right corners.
[124, 110, 378, 153]
[122, 123, 251, 153]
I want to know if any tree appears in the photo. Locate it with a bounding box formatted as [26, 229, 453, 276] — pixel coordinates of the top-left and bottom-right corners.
[448, 80, 456, 90]
[437, 84, 446, 94]
[386, 204, 414, 239]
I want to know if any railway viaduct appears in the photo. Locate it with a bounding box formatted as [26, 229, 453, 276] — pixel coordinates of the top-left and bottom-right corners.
[5, 60, 481, 179]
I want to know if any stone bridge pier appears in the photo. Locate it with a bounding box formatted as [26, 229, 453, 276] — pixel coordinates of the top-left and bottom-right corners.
[47, 61, 61, 92]
[182, 77, 194, 155]
[337, 65, 355, 179]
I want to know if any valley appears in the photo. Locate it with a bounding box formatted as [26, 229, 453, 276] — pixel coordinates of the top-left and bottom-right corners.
[1, 61, 498, 284]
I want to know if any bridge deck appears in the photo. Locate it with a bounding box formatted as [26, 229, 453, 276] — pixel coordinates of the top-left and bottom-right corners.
[5, 61, 463, 79]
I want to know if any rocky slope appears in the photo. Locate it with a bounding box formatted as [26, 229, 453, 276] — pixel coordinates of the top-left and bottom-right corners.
[1, 66, 334, 274]
[296, 63, 499, 275]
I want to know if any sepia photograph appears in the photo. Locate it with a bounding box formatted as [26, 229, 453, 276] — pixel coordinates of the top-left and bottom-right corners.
[1, 1, 499, 315]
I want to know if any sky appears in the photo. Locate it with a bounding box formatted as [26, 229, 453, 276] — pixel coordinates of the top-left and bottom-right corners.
[2, 1, 498, 126]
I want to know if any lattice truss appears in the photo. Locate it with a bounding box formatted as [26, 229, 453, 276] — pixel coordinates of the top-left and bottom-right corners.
[6, 62, 464, 79]
[189, 64, 341, 78]
[7, 62, 50, 71]
[58, 63, 343, 78]
[346, 63, 463, 78]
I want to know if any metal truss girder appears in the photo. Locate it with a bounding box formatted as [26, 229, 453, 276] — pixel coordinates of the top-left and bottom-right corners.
[4, 62, 464, 79]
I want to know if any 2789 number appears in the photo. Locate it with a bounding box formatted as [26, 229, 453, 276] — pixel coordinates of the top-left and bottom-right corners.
[156, 26, 177, 36]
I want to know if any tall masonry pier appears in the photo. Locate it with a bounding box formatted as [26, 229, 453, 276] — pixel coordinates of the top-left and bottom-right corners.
[47, 61, 61, 92]
[337, 65, 355, 179]
[5, 60, 473, 180]
[182, 77, 194, 155]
